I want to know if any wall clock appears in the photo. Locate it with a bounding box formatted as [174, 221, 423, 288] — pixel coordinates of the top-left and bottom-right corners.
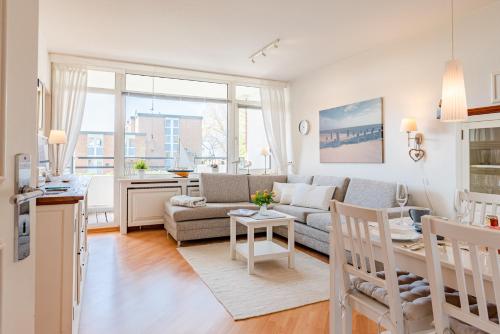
[298, 120, 310, 135]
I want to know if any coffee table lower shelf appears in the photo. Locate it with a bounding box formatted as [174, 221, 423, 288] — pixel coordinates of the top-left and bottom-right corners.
[235, 240, 290, 262]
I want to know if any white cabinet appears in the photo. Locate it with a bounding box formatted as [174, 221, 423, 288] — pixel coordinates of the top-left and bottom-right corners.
[187, 186, 201, 197]
[127, 187, 181, 227]
[35, 176, 90, 334]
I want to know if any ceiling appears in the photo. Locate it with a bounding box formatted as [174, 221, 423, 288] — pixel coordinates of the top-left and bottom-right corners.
[39, 0, 496, 81]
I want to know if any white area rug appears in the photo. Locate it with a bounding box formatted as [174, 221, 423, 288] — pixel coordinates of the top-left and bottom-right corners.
[177, 241, 329, 320]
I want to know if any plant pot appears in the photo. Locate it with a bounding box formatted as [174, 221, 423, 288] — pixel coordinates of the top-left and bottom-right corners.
[137, 169, 145, 178]
[259, 204, 269, 216]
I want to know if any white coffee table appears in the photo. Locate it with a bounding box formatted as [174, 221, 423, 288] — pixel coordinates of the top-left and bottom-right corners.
[229, 210, 296, 274]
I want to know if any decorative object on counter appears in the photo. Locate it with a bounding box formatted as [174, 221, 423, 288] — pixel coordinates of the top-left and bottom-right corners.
[167, 168, 193, 178]
[210, 161, 219, 173]
[319, 97, 383, 163]
[48, 129, 67, 176]
[440, 0, 468, 122]
[251, 190, 274, 216]
[400, 118, 425, 162]
[298, 120, 310, 135]
[260, 147, 270, 174]
[243, 160, 252, 175]
[133, 160, 148, 178]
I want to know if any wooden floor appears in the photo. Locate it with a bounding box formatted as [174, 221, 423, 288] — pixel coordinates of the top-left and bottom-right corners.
[79, 229, 378, 334]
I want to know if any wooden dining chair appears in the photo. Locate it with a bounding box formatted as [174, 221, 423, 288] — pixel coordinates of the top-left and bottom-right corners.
[422, 216, 500, 334]
[330, 200, 433, 334]
[456, 190, 500, 225]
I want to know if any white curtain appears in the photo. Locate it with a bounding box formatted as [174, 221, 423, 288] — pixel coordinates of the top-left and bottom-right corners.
[260, 86, 288, 175]
[51, 64, 88, 174]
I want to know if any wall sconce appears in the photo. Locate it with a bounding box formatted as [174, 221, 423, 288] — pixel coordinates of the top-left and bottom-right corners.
[400, 118, 425, 162]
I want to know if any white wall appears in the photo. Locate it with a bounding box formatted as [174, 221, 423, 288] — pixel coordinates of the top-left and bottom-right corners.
[289, 2, 500, 217]
[0, 0, 39, 333]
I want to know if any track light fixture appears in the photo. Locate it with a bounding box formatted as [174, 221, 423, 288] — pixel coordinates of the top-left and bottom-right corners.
[249, 38, 280, 64]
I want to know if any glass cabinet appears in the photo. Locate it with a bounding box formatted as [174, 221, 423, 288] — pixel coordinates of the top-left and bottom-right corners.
[462, 120, 500, 194]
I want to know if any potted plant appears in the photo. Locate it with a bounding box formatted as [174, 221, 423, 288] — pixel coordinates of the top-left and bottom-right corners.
[251, 190, 274, 216]
[133, 160, 148, 178]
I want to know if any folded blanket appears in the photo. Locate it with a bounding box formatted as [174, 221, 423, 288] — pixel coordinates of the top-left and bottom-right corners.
[170, 195, 207, 208]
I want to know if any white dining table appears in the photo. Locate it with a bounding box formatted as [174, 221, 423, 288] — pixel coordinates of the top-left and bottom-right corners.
[331, 218, 497, 303]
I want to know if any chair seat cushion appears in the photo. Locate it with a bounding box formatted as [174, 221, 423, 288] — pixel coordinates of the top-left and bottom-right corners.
[272, 204, 327, 223]
[165, 202, 258, 222]
[352, 270, 499, 329]
[351, 270, 433, 321]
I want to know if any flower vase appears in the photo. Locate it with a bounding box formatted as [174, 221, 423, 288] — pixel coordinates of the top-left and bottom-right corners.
[259, 204, 269, 216]
[137, 169, 145, 179]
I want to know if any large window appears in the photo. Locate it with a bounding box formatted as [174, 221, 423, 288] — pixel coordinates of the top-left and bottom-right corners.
[124, 74, 228, 174]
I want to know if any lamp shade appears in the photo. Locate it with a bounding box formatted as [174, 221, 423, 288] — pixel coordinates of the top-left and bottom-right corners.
[400, 118, 417, 132]
[441, 59, 468, 122]
[48, 130, 67, 144]
[260, 147, 270, 156]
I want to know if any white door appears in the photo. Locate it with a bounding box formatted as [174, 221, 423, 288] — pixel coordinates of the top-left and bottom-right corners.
[461, 118, 500, 194]
[0, 1, 39, 334]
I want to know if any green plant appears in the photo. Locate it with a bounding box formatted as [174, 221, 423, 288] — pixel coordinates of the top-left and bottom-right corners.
[133, 160, 148, 170]
[251, 190, 274, 207]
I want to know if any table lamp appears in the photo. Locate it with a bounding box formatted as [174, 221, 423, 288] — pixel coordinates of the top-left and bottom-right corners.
[48, 130, 67, 176]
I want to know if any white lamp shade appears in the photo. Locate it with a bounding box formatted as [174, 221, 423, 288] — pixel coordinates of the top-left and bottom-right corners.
[48, 130, 67, 144]
[260, 147, 270, 156]
[400, 118, 417, 132]
[441, 59, 468, 122]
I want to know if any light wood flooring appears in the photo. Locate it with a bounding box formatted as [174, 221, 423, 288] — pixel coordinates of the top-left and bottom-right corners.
[79, 229, 378, 334]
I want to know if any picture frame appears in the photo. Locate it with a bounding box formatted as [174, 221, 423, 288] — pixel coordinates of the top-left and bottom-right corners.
[492, 72, 500, 104]
[319, 97, 384, 163]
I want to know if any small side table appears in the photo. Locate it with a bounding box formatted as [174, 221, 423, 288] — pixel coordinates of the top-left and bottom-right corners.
[229, 211, 296, 274]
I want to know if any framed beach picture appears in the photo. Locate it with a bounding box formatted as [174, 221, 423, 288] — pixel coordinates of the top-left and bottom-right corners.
[319, 97, 384, 163]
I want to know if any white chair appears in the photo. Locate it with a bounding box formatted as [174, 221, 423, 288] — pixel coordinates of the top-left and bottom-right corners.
[329, 200, 433, 334]
[456, 190, 500, 226]
[422, 216, 500, 334]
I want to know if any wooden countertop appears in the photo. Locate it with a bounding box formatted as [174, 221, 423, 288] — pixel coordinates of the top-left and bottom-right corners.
[36, 175, 92, 206]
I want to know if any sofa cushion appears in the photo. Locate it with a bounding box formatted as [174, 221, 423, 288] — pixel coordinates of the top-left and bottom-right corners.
[290, 184, 336, 210]
[306, 213, 331, 233]
[248, 175, 286, 199]
[344, 178, 397, 208]
[199, 173, 249, 203]
[312, 175, 350, 202]
[165, 202, 258, 222]
[272, 204, 327, 223]
[287, 174, 313, 184]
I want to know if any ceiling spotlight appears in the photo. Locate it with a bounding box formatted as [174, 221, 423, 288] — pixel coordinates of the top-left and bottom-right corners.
[249, 38, 280, 64]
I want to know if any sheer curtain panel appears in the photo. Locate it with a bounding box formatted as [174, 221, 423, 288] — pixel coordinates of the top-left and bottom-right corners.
[51, 64, 88, 174]
[260, 86, 288, 175]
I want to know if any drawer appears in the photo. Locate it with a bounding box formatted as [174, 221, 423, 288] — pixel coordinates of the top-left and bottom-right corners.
[187, 187, 200, 197]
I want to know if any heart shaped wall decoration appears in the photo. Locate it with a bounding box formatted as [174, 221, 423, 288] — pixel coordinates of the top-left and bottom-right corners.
[409, 148, 425, 162]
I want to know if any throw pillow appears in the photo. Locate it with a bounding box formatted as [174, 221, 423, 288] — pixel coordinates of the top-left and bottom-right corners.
[290, 184, 336, 210]
[280, 183, 299, 205]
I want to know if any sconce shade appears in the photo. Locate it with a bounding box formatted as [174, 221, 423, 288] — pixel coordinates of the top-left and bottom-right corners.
[441, 59, 468, 122]
[48, 130, 67, 144]
[400, 118, 417, 132]
[260, 147, 270, 156]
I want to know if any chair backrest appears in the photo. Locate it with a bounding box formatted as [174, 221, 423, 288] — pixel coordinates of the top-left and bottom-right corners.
[330, 200, 404, 333]
[422, 216, 500, 334]
[458, 191, 500, 225]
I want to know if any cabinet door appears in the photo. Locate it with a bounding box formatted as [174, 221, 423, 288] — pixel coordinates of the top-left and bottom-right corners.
[128, 187, 181, 227]
[462, 120, 500, 194]
[187, 186, 200, 197]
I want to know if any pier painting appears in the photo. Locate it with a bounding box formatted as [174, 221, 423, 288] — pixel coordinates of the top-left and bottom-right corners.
[319, 98, 383, 163]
